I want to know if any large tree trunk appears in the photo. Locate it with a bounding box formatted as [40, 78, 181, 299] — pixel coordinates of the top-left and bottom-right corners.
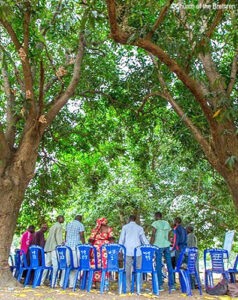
[226, 175, 238, 211]
[0, 132, 40, 287]
[0, 173, 27, 286]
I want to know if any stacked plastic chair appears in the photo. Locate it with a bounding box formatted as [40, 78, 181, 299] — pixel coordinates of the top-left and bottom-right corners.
[55, 245, 77, 289]
[228, 254, 238, 283]
[15, 249, 29, 283]
[172, 247, 202, 296]
[25, 245, 53, 288]
[73, 244, 98, 292]
[204, 248, 229, 288]
[131, 245, 159, 296]
[100, 243, 126, 294]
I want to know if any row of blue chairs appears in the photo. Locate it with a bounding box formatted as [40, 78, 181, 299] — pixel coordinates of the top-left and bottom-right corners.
[9, 245, 238, 296]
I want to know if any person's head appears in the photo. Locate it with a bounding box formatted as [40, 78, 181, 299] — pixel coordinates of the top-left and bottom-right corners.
[75, 215, 82, 222]
[129, 215, 136, 222]
[174, 217, 182, 226]
[186, 226, 194, 234]
[155, 211, 162, 220]
[41, 223, 48, 232]
[57, 215, 64, 223]
[28, 225, 35, 233]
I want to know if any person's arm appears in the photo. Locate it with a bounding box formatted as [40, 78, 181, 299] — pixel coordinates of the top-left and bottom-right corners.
[119, 227, 125, 245]
[171, 228, 178, 251]
[150, 227, 156, 245]
[140, 228, 149, 245]
[80, 232, 85, 244]
[55, 226, 63, 245]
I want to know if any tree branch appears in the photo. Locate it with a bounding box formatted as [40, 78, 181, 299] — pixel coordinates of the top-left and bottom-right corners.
[227, 51, 238, 97]
[137, 92, 164, 114]
[23, 1, 31, 54]
[0, 123, 10, 175]
[40, 32, 85, 133]
[1, 55, 17, 149]
[41, 0, 63, 36]
[146, 0, 174, 40]
[0, 17, 36, 118]
[38, 60, 45, 116]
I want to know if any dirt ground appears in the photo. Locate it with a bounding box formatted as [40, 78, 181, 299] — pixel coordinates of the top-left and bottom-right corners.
[0, 285, 231, 300]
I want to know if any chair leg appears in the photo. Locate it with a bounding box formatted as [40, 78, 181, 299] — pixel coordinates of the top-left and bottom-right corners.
[62, 268, 70, 290]
[17, 269, 23, 282]
[136, 272, 142, 295]
[52, 270, 59, 288]
[195, 271, 202, 295]
[81, 271, 87, 290]
[87, 270, 93, 292]
[32, 269, 41, 288]
[73, 269, 80, 292]
[179, 271, 186, 293]
[118, 271, 123, 295]
[152, 272, 159, 296]
[24, 269, 31, 287]
[100, 270, 106, 294]
[184, 271, 192, 296]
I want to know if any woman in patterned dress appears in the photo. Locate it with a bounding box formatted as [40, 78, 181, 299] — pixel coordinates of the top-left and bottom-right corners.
[89, 217, 114, 285]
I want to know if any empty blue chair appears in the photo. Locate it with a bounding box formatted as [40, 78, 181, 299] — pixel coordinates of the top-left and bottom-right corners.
[172, 247, 202, 296]
[55, 245, 77, 289]
[131, 245, 159, 296]
[100, 244, 126, 294]
[229, 254, 238, 283]
[25, 245, 53, 288]
[204, 248, 229, 288]
[73, 244, 98, 292]
[15, 249, 30, 282]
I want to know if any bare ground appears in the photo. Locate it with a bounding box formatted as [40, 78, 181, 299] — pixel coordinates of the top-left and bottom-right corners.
[0, 285, 225, 300]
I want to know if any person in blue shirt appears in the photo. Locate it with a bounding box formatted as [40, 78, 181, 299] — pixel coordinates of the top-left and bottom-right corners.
[172, 217, 187, 264]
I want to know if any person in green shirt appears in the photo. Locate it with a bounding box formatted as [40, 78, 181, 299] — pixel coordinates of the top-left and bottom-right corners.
[150, 212, 175, 291]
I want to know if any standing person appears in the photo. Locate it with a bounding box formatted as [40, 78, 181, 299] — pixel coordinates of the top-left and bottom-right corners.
[89, 217, 114, 287]
[21, 225, 35, 255]
[172, 217, 187, 264]
[119, 215, 149, 293]
[186, 226, 199, 289]
[186, 226, 197, 248]
[31, 223, 48, 248]
[65, 215, 85, 288]
[150, 212, 175, 291]
[31, 223, 48, 267]
[41, 215, 64, 286]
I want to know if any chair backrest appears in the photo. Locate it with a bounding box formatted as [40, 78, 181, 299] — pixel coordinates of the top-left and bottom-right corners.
[134, 245, 159, 272]
[56, 245, 74, 269]
[204, 249, 229, 273]
[76, 244, 97, 270]
[233, 254, 238, 270]
[28, 245, 45, 268]
[9, 254, 14, 267]
[187, 247, 198, 273]
[15, 249, 28, 268]
[101, 243, 126, 271]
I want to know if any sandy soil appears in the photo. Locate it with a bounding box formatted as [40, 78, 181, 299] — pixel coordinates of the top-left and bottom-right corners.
[0, 285, 222, 300]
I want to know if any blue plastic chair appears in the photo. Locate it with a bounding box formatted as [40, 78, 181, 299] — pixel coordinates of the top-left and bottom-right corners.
[9, 254, 15, 273]
[25, 245, 53, 288]
[131, 245, 159, 296]
[55, 245, 77, 289]
[172, 247, 202, 296]
[100, 243, 126, 294]
[229, 254, 238, 283]
[73, 244, 98, 292]
[15, 249, 30, 282]
[204, 248, 229, 288]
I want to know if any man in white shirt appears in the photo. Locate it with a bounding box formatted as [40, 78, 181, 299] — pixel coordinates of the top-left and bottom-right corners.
[119, 215, 149, 292]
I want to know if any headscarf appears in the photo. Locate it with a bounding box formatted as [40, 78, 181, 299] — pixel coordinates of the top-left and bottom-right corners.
[95, 217, 108, 233]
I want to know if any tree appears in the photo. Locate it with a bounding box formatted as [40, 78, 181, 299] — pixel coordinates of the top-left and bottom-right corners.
[0, 0, 103, 285]
[105, 0, 238, 209]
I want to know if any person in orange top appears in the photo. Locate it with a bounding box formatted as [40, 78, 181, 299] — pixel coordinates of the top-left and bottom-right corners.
[89, 218, 114, 286]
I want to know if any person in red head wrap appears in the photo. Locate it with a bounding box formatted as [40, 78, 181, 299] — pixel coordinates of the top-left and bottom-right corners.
[89, 217, 114, 285]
